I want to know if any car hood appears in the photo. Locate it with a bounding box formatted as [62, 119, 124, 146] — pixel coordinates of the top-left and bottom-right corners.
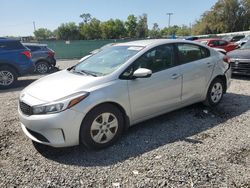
[227, 49, 250, 59]
[22, 70, 108, 102]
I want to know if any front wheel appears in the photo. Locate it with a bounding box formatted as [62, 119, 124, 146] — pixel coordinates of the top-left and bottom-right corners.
[80, 104, 124, 150]
[204, 78, 225, 107]
[0, 66, 17, 89]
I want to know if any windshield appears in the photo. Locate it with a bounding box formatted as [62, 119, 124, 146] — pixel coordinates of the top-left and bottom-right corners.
[241, 41, 250, 49]
[197, 40, 208, 45]
[73, 45, 143, 76]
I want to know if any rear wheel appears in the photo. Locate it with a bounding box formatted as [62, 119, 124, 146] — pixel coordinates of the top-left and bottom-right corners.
[204, 78, 225, 107]
[80, 104, 124, 150]
[36, 61, 50, 74]
[0, 66, 17, 89]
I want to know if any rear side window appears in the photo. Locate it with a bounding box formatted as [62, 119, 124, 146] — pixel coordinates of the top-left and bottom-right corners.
[177, 43, 210, 64]
[26, 45, 41, 52]
[0, 41, 25, 50]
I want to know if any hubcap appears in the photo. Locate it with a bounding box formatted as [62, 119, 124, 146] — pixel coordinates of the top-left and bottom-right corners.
[0, 71, 14, 86]
[36, 63, 48, 74]
[211, 82, 223, 103]
[90, 112, 118, 144]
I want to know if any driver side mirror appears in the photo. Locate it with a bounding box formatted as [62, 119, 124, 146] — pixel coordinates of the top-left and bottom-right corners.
[208, 43, 214, 47]
[133, 68, 152, 78]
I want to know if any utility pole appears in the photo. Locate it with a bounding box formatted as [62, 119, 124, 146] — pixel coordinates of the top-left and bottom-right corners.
[33, 21, 36, 32]
[166, 13, 173, 28]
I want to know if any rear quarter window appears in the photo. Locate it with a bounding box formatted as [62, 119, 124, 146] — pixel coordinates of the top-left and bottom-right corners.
[26, 45, 41, 52]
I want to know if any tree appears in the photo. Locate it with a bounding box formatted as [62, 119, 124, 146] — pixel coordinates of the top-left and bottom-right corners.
[79, 18, 102, 39]
[149, 23, 161, 38]
[100, 19, 126, 39]
[192, 0, 250, 35]
[34, 28, 53, 40]
[56, 22, 80, 40]
[125, 15, 137, 38]
[80, 13, 92, 24]
[136, 14, 148, 38]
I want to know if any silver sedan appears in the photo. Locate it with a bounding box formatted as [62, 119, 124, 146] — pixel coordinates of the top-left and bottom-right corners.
[18, 39, 231, 149]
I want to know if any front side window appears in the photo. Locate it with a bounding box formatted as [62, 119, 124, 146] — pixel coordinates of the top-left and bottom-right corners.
[177, 43, 210, 64]
[134, 44, 174, 73]
[121, 44, 175, 78]
[218, 40, 228, 46]
[73, 45, 143, 76]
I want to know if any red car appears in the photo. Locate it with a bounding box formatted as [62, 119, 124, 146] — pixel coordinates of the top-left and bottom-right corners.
[195, 38, 238, 52]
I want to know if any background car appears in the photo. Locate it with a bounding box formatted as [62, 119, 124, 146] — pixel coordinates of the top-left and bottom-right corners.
[23, 43, 56, 74]
[195, 38, 238, 52]
[0, 39, 34, 89]
[235, 35, 250, 47]
[222, 35, 245, 42]
[19, 39, 231, 149]
[227, 40, 250, 76]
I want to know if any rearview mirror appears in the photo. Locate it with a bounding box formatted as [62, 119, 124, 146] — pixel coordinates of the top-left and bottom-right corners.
[133, 68, 152, 78]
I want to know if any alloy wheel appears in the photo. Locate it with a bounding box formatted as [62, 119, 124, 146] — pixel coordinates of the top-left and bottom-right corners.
[90, 112, 118, 144]
[210, 82, 223, 103]
[0, 70, 14, 86]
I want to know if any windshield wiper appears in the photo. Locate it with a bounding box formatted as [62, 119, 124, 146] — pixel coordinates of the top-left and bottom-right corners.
[72, 69, 103, 77]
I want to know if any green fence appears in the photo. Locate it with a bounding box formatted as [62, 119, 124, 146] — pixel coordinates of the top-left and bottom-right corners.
[42, 39, 132, 59]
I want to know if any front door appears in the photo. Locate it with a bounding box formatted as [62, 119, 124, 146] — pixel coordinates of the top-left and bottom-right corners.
[121, 44, 182, 122]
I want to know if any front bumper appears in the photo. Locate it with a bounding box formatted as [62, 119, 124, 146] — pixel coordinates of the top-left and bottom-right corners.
[18, 106, 85, 147]
[230, 58, 250, 76]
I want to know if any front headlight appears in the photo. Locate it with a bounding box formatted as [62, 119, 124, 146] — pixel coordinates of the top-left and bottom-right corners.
[32, 92, 89, 115]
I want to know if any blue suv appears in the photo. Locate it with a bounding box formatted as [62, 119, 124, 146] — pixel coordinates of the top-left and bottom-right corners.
[0, 39, 34, 89]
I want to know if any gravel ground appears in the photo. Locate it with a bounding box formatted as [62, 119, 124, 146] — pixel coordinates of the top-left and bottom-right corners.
[0, 60, 249, 188]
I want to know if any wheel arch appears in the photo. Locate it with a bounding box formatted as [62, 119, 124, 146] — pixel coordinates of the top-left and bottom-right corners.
[82, 101, 130, 131]
[0, 63, 20, 76]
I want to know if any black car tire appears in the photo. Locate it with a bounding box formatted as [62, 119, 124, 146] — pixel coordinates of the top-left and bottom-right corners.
[0, 66, 17, 89]
[36, 61, 50, 74]
[203, 78, 225, 107]
[80, 104, 124, 150]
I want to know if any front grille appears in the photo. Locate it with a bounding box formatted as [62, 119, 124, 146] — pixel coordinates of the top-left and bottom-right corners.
[231, 62, 250, 75]
[19, 101, 33, 115]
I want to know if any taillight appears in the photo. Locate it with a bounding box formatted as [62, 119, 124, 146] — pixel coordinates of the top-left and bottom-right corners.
[48, 51, 55, 57]
[22, 51, 31, 58]
[223, 55, 230, 64]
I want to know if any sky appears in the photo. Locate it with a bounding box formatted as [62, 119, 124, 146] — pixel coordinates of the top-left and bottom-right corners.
[0, 0, 218, 37]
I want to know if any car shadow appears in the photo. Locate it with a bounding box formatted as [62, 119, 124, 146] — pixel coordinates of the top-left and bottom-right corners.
[34, 92, 250, 167]
[0, 78, 37, 93]
[232, 75, 250, 81]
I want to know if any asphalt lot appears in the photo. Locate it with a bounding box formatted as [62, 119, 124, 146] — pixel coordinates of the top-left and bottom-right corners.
[0, 60, 249, 187]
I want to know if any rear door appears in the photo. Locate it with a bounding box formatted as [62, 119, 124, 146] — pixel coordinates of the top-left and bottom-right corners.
[176, 43, 214, 102]
[122, 44, 182, 121]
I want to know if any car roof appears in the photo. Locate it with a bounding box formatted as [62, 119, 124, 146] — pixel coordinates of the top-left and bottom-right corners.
[115, 39, 196, 47]
[0, 38, 20, 42]
[22, 43, 47, 47]
[196, 38, 222, 41]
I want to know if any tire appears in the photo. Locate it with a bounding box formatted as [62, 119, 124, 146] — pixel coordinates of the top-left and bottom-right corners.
[203, 78, 225, 107]
[0, 66, 17, 89]
[36, 61, 50, 74]
[80, 104, 124, 150]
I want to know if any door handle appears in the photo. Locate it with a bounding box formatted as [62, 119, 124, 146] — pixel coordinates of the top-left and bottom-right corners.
[171, 73, 180, 79]
[206, 62, 213, 68]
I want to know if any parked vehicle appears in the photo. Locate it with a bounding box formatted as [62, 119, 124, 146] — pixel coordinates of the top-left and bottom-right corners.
[18, 39, 231, 149]
[214, 48, 227, 55]
[195, 38, 238, 52]
[23, 43, 56, 74]
[235, 35, 250, 47]
[0, 39, 34, 89]
[227, 40, 250, 76]
[222, 35, 245, 42]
